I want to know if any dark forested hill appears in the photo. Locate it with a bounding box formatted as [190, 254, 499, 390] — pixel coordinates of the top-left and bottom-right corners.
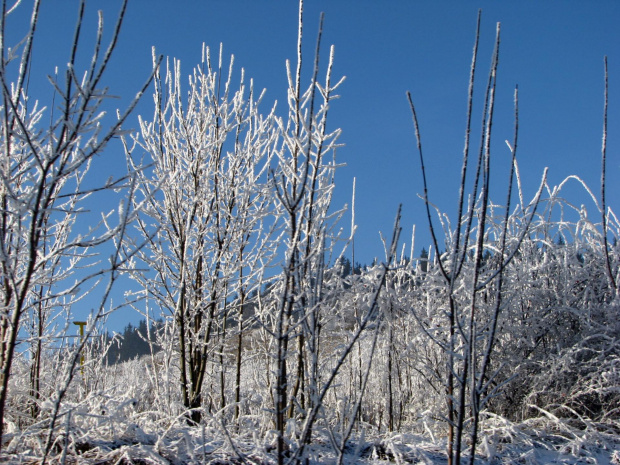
[105, 319, 161, 364]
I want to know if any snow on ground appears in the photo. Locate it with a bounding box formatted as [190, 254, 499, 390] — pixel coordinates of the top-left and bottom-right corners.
[4, 414, 619, 464]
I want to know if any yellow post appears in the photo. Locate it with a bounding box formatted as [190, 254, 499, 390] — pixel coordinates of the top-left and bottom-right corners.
[73, 321, 87, 375]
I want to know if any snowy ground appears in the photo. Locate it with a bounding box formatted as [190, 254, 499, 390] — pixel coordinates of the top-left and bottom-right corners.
[4, 413, 619, 464]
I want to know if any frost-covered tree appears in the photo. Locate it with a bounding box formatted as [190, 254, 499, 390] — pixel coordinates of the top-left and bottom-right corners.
[406, 16, 549, 464]
[264, 14, 343, 460]
[124, 44, 280, 424]
[0, 0, 157, 450]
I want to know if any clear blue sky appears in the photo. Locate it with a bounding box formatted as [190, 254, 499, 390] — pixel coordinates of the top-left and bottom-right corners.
[8, 1, 619, 330]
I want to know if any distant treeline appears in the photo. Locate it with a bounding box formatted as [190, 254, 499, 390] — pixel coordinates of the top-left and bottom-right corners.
[105, 319, 162, 364]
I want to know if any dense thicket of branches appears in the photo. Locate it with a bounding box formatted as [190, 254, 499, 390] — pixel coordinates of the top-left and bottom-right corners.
[1, 1, 618, 464]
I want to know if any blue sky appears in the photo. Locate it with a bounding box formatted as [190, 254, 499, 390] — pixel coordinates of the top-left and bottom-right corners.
[7, 1, 620, 330]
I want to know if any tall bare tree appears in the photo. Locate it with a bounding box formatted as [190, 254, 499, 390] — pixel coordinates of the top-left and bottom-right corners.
[0, 0, 158, 448]
[407, 15, 547, 464]
[124, 44, 279, 424]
